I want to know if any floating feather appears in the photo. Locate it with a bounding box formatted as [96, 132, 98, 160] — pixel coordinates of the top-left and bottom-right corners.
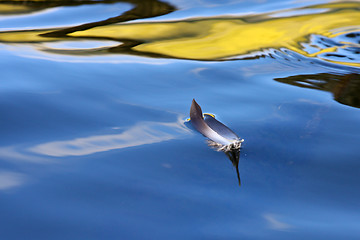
[189, 99, 244, 185]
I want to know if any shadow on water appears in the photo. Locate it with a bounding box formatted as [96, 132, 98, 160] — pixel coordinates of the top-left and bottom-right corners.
[275, 73, 360, 109]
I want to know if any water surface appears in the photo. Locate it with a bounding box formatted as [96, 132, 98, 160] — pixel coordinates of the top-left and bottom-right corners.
[0, 0, 360, 239]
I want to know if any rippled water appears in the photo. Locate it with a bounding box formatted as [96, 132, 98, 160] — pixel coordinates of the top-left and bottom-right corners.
[1, 1, 360, 239]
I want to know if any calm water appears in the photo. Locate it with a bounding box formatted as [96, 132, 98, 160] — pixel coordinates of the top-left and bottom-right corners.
[1, 1, 360, 239]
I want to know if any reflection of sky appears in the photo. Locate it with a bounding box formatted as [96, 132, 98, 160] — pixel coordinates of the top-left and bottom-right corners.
[0, 171, 25, 190]
[0, 3, 132, 31]
[2, 44, 174, 65]
[44, 41, 120, 50]
[29, 119, 190, 157]
[263, 213, 293, 231]
[269, 8, 326, 17]
[135, 0, 329, 22]
[0, 146, 50, 163]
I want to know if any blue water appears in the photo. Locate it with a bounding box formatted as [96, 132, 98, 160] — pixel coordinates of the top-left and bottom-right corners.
[1, 1, 360, 239]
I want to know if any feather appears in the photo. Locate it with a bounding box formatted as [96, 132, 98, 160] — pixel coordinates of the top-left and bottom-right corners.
[189, 99, 244, 186]
[190, 99, 243, 150]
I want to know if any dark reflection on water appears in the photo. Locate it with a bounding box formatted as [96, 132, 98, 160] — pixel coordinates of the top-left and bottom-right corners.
[275, 73, 360, 108]
[224, 149, 241, 186]
[1, 0, 175, 16]
[40, 0, 176, 38]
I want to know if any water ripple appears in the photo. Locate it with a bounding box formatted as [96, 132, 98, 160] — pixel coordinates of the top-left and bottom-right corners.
[0, 2, 359, 71]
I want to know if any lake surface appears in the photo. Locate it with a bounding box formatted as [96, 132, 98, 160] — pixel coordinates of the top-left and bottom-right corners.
[0, 1, 360, 239]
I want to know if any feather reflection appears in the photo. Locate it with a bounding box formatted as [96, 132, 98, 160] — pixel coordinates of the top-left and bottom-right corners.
[224, 148, 241, 186]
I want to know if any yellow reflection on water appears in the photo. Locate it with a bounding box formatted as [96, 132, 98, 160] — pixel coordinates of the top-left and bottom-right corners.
[0, 2, 359, 67]
[0, 4, 30, 14]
